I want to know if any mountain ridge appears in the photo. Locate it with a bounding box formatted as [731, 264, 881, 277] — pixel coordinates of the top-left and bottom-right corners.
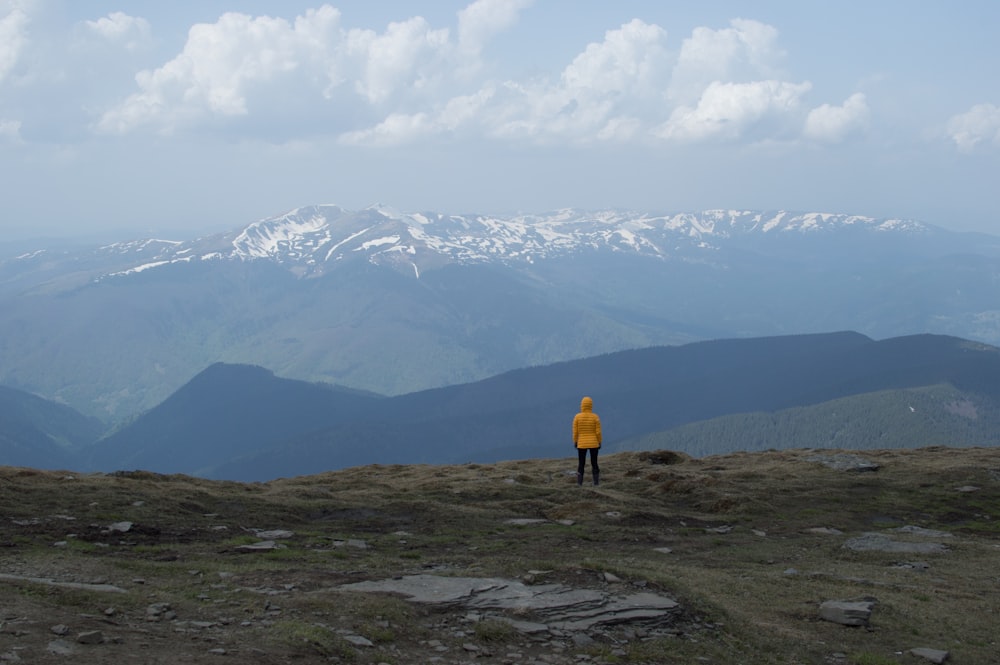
[84, 331, 1000, 481]
[3, 205, 1000, 420]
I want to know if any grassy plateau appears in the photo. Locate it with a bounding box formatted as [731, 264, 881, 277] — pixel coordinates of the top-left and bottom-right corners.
[1, 446, 998, 664]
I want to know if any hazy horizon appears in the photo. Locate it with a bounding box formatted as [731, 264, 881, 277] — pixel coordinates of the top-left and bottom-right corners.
[2, 1, 998, 241]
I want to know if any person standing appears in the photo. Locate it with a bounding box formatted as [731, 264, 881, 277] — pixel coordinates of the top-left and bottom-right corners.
[573, 396, 602, 486]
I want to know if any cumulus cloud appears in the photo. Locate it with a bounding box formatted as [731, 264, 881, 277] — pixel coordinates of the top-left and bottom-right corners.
[946, 103, 1000, 152]
[655, 80, 811, 142]
[0, 0, 30, 83]
[340, 87, 495, 145]
[348, 18, 670, 146]
[348, 16, 450, 105]
[84, 11, 152, 52]
[91, 4, 832, 149]
[457, 0, 533, 55]
[669, 18, 784, 105]
[803, 93, 869, 143]
[95, 2, 533, 136]
[97, 6, 346, 133]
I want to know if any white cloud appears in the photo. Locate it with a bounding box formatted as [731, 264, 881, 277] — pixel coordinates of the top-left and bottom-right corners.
[97, 6, 345, 133]
[340, 87, 495, 146]
[946, 103, 1000, 152]
[803, 92, 869, 143]
[348, 16, 450, 105]
[561, 19, 668, 99]
[457, 0, 533, 55]
[501, 18, 668, 141]
[84, 11, 152, 52]
[95, 2, 529, 136]
[669, 18, 784, 104]
[0, 0, 30, 83]
[656, 80, 811, 142]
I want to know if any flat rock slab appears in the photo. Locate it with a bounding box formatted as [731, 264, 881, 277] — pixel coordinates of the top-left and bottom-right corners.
[0, 573, 127, 594]
[806, 453, 880, 472]
[843, 533, 949, 554]
[340, 574, 679, 631]
[819, 600, 875, 626]
[909, 647, 950, 663]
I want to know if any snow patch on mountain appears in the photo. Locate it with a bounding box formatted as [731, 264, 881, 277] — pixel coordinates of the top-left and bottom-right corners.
[87, 205, 931, 281]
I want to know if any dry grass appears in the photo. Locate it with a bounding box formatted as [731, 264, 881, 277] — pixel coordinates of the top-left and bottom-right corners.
[1, 446, 999, 663]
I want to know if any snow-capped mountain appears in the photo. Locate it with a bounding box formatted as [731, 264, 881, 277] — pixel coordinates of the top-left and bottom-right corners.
[80, 205, 940, 281]
[1, 204, 998, 422]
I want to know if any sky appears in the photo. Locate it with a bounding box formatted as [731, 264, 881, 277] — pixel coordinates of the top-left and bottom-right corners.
[1, 0, 998, 241]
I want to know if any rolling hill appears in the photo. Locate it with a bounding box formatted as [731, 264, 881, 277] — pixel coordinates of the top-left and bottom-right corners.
[79, 331, 1000, 480]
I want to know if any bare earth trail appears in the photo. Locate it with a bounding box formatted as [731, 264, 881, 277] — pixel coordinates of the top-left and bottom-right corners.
[1, 447, 999, 664]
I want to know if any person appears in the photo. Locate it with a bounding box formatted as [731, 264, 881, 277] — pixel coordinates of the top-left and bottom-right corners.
[572, 395, 602, 486]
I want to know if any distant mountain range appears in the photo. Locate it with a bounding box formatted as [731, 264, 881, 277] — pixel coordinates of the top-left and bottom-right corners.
[3, 331, 999, 481]
[2, 205, 999, 420]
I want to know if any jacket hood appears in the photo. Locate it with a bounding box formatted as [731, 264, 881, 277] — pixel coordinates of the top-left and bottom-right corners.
[580, 396, 593, 411]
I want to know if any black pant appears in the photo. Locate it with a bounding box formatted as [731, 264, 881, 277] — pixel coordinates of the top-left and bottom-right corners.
[577, 448, 599, 475]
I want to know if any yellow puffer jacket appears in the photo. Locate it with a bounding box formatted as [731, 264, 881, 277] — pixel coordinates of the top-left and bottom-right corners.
[573, 396, 602, 449]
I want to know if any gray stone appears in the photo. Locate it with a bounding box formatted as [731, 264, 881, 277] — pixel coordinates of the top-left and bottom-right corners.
[343, 634, 374, 647]
[843, 533, 948, 554]
[819, 600, 874, 627]
[0, 573, 126, 594]
[236, 540, 284, 551]
[894, 525, 952, 538]
[46, 639, 74, 655]
[909, 647, 950, 663]
[76, 630, 104, 644]
[339, 575, 679, 631]
[107, 521, 133, 533]
[806, 453, 879, 472]
[255, 529, 294, 540]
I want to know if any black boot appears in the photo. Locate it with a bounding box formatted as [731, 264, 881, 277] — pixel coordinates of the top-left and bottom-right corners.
[576, 472, 583, 486]
[593, 471, 600, 486]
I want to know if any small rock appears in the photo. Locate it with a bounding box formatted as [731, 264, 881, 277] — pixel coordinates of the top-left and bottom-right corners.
[343, 635, 374, 647]
[909, 647, 950, 663]
[256, 529, 294, 540]
[819, 599, 875, 627]
[107, 521, 133, 533]
[894, 525, 952, 538]
[843, 533, 948, 554]
[806, 453, 879, 472]
[653, 547, 673, 554]
[603, 572, 622, 583]
[76, 630, 104, 645]
[47, 639, 74, 655]
[955, 485, 979, 493]
[50, 624, 70, 636]
[236, 540, 284, 552]
[892, 561, 930, 571]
